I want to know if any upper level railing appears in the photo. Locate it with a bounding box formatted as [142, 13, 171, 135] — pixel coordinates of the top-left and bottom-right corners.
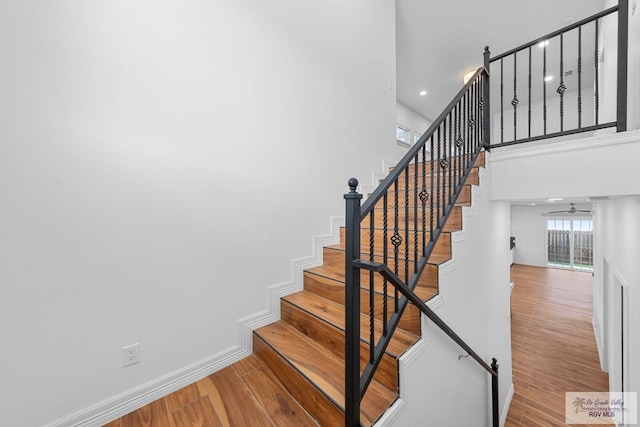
[344, 68, 499, 426]
[487, 0, 628, 148]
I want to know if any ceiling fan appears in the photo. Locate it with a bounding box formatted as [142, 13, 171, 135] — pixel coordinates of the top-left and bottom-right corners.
[546, 203, 592, 214]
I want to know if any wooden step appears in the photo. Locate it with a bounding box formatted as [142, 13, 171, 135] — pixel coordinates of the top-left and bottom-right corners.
[280, 292, 415, 391]
[303, 265, 437, 336]
[254, 321, 397, 426]
[324, 234, 452, 271]
[367, 204, 463, 232]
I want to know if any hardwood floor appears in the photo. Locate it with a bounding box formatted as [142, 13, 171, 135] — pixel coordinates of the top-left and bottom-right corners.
[104, 355, 318, 427]
[506, 264, 611, 427]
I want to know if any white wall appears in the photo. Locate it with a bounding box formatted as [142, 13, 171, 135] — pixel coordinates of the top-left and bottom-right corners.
[511, 204, 592, 267]
[396, 102, 432, 160]
[592, 196, 640, 412]
[0, 1, 396, 426]
[389, 169, 514, 426]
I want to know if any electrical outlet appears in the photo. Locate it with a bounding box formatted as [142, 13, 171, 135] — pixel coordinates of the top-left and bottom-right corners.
[123, 343, 140, 367]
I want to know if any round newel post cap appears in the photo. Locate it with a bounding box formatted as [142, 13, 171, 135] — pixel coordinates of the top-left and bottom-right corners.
[348, 178, 359, 192]
[484, 46, 490, 53]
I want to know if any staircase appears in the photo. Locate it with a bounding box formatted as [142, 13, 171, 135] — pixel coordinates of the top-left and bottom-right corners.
[243, 153, 483, 425]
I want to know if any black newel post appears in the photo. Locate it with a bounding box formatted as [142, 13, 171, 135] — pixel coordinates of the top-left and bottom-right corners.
[344, 178, 362, 426]
[617, 0, 628, 132]
[483, 46, 491, 151]
[491, 358, 499, 427]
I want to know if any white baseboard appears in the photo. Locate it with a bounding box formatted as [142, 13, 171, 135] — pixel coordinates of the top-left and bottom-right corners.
[501, 383, 515, 427]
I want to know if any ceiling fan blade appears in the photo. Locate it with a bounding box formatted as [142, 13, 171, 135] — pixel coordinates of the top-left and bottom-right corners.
[546, 210, 568, 214]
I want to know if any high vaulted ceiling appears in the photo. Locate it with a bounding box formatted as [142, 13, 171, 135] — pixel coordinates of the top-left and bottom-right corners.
[396, 0, 606, 121]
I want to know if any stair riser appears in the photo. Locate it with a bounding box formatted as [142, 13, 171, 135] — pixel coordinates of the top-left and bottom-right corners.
[280, 300, 399, 391]
[253, 334, 345, 426]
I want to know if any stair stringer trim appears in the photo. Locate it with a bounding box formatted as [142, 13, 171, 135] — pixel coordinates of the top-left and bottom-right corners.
[373, 165, 488, 426]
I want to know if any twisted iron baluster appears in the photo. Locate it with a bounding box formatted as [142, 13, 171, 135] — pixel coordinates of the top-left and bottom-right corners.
[393, 179, 400, 312]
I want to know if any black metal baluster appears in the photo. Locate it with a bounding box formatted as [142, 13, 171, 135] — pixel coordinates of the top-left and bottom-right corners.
[436, 127, 441, 224]
[393, 179, 400, 312]
[594, 18, 599, 125]
[413, 155, 419, 271]
[578, 25, 582, 128]
[512, 52, 518, 140]
[404, 167, 409, 285]
[500, 59, 504, 143]
[382, 193, 388, 335]
[528, 46, 532, 139]
[421, 144, 427, 255]
[558, 33, 566, 132]
[369, 209, 375, 363]
[441, 119, 448, 212]
[430, 135, 434, 241]
[448, 113, 453, 204]
[543, 41, 548, 135]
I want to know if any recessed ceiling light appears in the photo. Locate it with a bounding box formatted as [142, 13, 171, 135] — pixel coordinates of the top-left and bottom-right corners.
[419, 90, 427, 96]
[544, 75, 554, 82]
[538, 40, 550, 48]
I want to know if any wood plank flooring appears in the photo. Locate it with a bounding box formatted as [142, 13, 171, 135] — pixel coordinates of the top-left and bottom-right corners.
[506, 264, 611, 427]
[104, 355, 317, 427]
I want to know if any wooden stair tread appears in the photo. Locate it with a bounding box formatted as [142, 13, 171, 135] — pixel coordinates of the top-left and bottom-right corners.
[283, 290, 419, 357]
[325, 241, 452, 265]
[255, 321, 397, 425]
[305, 264, 437, 301]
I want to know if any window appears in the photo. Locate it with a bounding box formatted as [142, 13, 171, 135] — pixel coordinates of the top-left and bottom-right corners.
[396, 125, 408, 144]
[547, 218, 593, 270]
[412, 132, 421, 144]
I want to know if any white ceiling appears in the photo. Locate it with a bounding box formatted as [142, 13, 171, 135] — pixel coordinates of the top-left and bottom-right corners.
[396, 0, 606, 121]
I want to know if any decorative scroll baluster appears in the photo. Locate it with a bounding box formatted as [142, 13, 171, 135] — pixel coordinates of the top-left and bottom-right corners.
[558, 33, 566, 132]
[512, 52, 518, 140]
[393, 180, 400, 312]
[421, 144, 427, 255]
